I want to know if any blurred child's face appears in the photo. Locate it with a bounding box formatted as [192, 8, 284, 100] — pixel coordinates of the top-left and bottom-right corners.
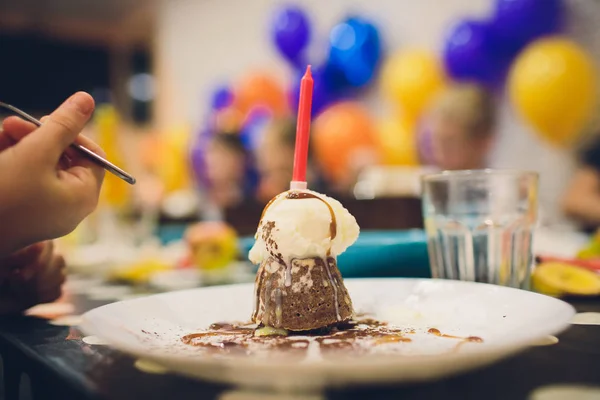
[429, 115, 490, 171]
[205, 140, 245, 184]
[204, 139, 246, 207]
[256, 130, 294, 201]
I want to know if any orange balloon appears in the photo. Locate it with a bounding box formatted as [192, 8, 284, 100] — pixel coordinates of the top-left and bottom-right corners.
[313, 102, 378, 182]
[235, 72, 288, 117]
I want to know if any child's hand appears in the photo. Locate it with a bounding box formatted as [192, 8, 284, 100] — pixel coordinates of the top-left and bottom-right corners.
[0, 241, 66, 314]
[0, 92, 106, 255]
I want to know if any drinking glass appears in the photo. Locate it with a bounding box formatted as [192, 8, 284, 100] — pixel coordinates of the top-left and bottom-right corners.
[421, 170, 539, 289]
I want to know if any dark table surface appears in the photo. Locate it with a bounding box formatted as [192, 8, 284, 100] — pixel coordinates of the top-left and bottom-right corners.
[1, 280, 600, 400]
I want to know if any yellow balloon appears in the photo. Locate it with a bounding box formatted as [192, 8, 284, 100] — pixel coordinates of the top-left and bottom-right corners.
[380, 50, 446, 119]
[377, 117, 420, 166]
[509, 37, 598, 146]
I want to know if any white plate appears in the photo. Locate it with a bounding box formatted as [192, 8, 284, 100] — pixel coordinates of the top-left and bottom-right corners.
[81, 278, 574, 390]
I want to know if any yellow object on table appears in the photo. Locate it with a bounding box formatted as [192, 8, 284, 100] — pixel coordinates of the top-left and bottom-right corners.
[185, 222, 238, 270]
[532, 262, 600, 297]
[577, 230, 600, 260]
[110, 259, 172, 284]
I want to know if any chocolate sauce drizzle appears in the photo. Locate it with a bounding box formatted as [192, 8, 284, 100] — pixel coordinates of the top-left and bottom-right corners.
[259, 193, 281, 223]
[427, 328, 483, 352]
[180, 320, 483, 358]
[427, 328, 483, 343]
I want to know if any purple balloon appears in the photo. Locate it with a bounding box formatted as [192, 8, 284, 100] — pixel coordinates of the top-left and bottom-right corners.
[490, 0, 562, 47]
[211, 86, 234, 111]
[443, 19, 509, 87]
[271, 6, 311, 64]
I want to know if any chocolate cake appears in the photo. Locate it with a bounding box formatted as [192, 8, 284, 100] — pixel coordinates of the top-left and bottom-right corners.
[252, 256, 354, 331]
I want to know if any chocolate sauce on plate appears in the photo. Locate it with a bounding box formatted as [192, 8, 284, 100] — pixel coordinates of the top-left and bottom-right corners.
[180, 319, 483, 358]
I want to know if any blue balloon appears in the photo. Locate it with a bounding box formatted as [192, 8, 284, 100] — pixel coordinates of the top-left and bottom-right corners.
[321, 62, 353, 97]
[210, 86, 233, 111]
[490, 0, 562, 47]
[443, 19, 509, 86]
[271, 6, 311, 64]
[328, 17, 382, 88]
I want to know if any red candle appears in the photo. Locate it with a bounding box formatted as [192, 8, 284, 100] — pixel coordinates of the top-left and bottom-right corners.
[291, 65, 314, 190]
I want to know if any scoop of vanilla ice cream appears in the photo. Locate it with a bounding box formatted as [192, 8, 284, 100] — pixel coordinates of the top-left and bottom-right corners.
[249, 189, 360, 264]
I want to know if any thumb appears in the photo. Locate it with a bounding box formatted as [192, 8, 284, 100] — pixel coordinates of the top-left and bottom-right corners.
[23, 92, 95, 161]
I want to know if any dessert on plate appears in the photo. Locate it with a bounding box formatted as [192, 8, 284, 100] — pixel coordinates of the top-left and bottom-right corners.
[249, 189, 360, 331]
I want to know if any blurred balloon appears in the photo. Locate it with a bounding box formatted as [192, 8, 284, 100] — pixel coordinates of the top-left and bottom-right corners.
[328, 17, 382, 87]
[235, 72, 288, 117]
[381, 50, 446, 119]
[377, 117, 420, 166]
[239, 105, 272, 151]
[508, 37, 598, 146]
[443, 19, 510, 86]
[313, 102, 378, 182]
[490, 0, 562, 47]
[211, 85, 234, 111]
[271, 5, 311, 65]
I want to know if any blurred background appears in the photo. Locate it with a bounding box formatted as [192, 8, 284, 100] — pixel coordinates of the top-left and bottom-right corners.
[2, 0, 600, 289]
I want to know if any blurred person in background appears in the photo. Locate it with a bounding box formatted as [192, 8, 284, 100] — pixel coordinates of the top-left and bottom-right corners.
[562, 136, 600, 231]
[205, 131, 257, 208]
[423, 83, 496, 171]
[255, 118, 327, 202]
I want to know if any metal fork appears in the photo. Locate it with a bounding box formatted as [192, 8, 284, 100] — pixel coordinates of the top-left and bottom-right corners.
[0, 101, 136, 185]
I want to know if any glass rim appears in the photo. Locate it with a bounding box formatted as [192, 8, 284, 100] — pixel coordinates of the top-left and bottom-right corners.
[421, 169, 539, 183]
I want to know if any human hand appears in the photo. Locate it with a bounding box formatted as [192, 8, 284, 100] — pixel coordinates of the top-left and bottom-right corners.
[0, 92, 106, 254]
[0, 241, 66, 314]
